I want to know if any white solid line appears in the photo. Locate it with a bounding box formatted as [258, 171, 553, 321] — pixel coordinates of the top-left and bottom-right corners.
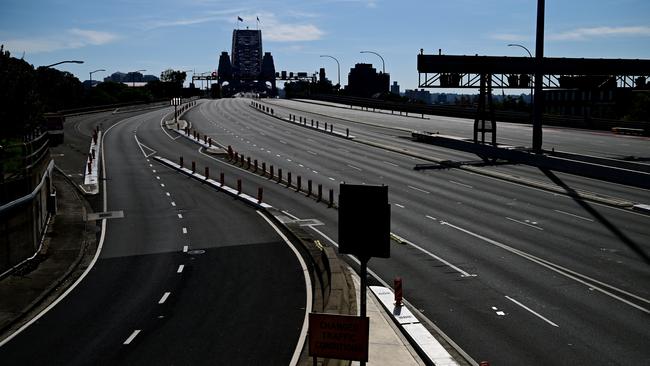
[505, 296, 559, 328]
[177, 213, 183, 219]
[171, 201, 176, 207]
[182, 227, 187, 234]
[383, 161, 399, 167]
[408, 185, 430, 194]
[425, 215, 437, 221]
[506, 217, 544, 231]
[394, 203, 405, 208]
[347, 164, 362, 171]
[183, 245, 188, 252]
[449, 180, 473, 189]
[256, 211, 312, 366]
[158, 292, 171, 304]
[177, 265, 185, 273]
[553, 209, 594, 222]
[123, 330, 141, 345]
[441, 220, 650, 313]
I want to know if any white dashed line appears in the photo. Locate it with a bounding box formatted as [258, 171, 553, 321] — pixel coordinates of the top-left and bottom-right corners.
[171, 202, 176, 207]
[152, 169, 156, 173]
[383, 161, 399, 167]
[123, 330, 141, 345]
[156, 176, 161, 180]
[553, 210, 594, 222]
[299, 164, 304, 167]
[306, 150, 317, 155]
[505, 217, 543, 231]
[280, 140, 287, 144]
[394, 203, 405, 208]
[449, 180, 473, 189]
[149, 164, 153, 167]
[408, 185, 430, 194]
[183, 245, 188, 252]
[347, 164, 362, 171]
[177, 214, 183, 219]
[160, 183, 165, 187]
[505, 296, 559, 327]
[182, 227, 187, 234]
[312, 170, 318, 174]
[329, 177, 335, 181]
[158, 292, 171, 304]
[425, 215, 437, 221]
[177, 265, 185, 273]
[166, 192, 171, 197]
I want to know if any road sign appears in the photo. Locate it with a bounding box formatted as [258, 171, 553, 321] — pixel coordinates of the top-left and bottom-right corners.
[338, 184, 390, 258]
[309, 313, 369, 361]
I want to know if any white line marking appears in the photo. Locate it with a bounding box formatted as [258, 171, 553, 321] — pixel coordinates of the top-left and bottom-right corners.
[178, 214, 183, 219]
[256, 211, 312, 366]
[160, 183, 165, 187]
[171, 201, 176, 207]
[329, 177, 336, 181]
[394, 203, 405, 208]
[299, 164, 304, 167]
[441, 220, 650, 313]
[426, 215, 437, 221]
[166, 192, 170, 197]
[505, 296, 559, 327]
[177, 265, 185, 273]
[306, 150, 317, 155]
[158, 292, 171, 304]
[152, 169, 156, 173]
[383, 161, 399, 167]
[506, 217, 543, 231]
[149, 164, 153, 167]
[123, 330, 141, 345]
[449, 180, 473, 189]
[182, 227, 187, 234]
[312, 170, 318, 174]
[553, 209, 594, 222]
[156, 176, 160, 180]
[280, 140, 287, 144]
[347, 164, 362, 171]
[408, 185, 430, 194]
[183, 245, 188, 252]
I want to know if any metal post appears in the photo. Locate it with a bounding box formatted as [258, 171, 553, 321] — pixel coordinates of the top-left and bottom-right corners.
[359, 256, 370, 366]
[532, 0, 545, 153]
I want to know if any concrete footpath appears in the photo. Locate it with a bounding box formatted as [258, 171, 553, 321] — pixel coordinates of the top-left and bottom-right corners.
[0, 169, 97, 342]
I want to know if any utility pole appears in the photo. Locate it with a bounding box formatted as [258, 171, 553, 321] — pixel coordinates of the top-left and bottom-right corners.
[532, 0, 545, 152]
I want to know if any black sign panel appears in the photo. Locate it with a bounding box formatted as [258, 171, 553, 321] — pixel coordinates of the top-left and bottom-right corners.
[338, 184, 390, 258]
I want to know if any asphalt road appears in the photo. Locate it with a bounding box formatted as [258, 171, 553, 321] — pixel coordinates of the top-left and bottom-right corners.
[0, 107, 308, 365]
[180, 98, 650, 365]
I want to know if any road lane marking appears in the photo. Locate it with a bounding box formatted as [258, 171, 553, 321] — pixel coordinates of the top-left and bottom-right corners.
[182, 227, 187, 234]
[123, 330, 141, 345]
[171, 201, 176, 207]
[156, 176, 160, 180]
[160, 183, 165, 187]
[152, 169, 156, 173]
[307, 150, 317, 155]
[441, 220, 650, 314]
[158, 292, 171, 304]
[449, 180, 473, 189]
[329, 177, 336, 181]
[347, 164, 362, 171]
[394, 203, 405, 208]
[183, 245, 188, 252]
[149, 164, 153, 167]
[280, 140, 287, 144]
[383, 161, 399, 167]
[505, 296, 559, 328]
[553, 210, 594, 222]
[177, 265, 185, 273]
[166, 192, 170, 196]
[506, 217, 543, 231]
[256, 211, 312, 366]
[177, 214, 183, 219]
[425, 215, 437, 221]
[312, 170, 318, 174]
[408, 185, 430, 194]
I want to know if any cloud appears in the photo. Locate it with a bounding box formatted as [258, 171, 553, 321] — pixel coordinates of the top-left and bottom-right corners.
[237, 12, 324, 42]
[548, 26, 650, 41]
[490, 33, 528, 42]
[143, 8, 246, 30]
[3, 29, 119, 54]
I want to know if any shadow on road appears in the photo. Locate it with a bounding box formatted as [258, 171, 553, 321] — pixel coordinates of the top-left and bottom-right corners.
[540, 168, 650, 265]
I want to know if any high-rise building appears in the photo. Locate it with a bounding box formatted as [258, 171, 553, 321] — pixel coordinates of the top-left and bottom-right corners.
[231, 29, 262, 81]
[390, 81, 400, 95]
[345, 63, 389, 98]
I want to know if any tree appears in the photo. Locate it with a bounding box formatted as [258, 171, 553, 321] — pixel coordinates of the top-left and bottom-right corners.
[160, 69, 187, 85]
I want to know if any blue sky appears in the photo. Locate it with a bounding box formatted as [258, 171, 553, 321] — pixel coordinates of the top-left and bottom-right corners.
[2, 0, 649, 91]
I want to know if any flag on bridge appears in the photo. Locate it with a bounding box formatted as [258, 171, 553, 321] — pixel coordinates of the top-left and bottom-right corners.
[237, 16, 243, 22]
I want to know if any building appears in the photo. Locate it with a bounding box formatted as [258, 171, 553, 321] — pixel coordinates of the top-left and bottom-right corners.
[404, 89, 432, 104]
[231, 29, 262, 81]
[390, 81, 400, 95]
[345, 63, 389, 98]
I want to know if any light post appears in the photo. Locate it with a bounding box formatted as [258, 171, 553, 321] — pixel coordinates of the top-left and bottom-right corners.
[89, 69, 105, 89]
[508, 44, 534, 122]
[132, 69, 146, 87]
[43, 60, 84, 68]
[360, 50, 385, 74]
[319, 55, 340, 89]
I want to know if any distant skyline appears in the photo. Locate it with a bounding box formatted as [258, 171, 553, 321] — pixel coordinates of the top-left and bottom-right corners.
[2, 1, 649, 91]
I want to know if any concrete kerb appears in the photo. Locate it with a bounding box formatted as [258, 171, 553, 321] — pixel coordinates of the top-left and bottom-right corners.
[248, 100, 356, 140]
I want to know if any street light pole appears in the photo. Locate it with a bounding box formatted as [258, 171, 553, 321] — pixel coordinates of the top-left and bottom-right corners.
[43, 60, 84, 68]
[132, 69, 146, 87]
[89, 69, 106, 89]
[532, 0, 545, 153]
[508, 44, 534, 124]
[360, 50, 385, 74]
[319, 55, 341, 88]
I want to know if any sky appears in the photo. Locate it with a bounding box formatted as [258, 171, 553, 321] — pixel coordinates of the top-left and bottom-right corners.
[2, 0, 649, 91]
